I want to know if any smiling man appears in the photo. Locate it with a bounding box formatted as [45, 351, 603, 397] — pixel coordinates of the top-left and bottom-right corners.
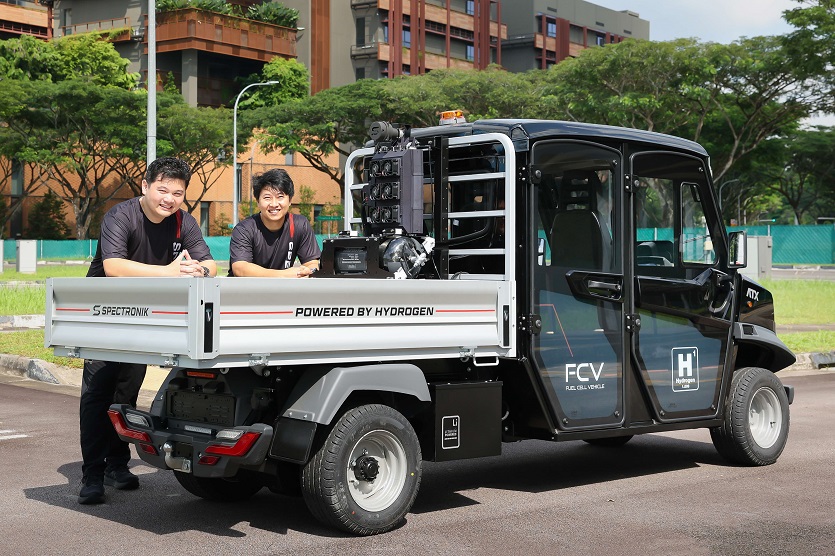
[79, 157, 216, 505]
[228, 169, 320, 278]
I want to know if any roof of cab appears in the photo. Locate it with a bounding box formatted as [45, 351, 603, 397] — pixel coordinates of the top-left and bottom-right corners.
[411, 119, 709, 157]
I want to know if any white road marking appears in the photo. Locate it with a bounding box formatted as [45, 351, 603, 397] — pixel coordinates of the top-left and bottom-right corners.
[0, 434, 27, 440]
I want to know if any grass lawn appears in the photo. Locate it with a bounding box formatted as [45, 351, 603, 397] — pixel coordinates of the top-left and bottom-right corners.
[0, 263, 90, 282]
[0, 329, 82, 368]
[761, 279, 835, 325]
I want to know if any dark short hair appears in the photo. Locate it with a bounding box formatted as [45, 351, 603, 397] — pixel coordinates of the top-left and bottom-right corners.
[253, 169, 294, 200]
[145, 157, 191, 184]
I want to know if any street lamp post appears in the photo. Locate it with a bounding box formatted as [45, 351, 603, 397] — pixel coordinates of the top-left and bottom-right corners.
[718, 178, 740, 219]
[232, 80, 279, 226]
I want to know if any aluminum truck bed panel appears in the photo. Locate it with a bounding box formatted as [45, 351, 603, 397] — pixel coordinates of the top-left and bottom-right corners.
[46, 277, 515, 368]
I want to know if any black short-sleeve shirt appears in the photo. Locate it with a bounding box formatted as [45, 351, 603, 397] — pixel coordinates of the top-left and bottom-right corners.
[228, 213, 321, 276]
[88, 197, 212, 277]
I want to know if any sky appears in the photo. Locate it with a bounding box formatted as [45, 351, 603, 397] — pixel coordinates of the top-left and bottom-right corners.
[592, 0, 797, 43]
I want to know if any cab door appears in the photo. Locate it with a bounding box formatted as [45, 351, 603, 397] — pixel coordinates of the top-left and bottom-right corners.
[629, 151, 733, 422]
[530, 141, 625, 430]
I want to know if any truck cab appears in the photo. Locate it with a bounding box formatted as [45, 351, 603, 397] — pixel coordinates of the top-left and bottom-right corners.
[47, 119, 795, 536]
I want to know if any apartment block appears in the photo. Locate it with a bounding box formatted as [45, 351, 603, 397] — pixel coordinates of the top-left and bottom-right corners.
[51, 0, 298, 107]
[501, 0, 649, 71]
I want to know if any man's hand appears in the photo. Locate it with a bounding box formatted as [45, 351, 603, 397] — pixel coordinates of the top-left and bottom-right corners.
[178, 250, 205, 277]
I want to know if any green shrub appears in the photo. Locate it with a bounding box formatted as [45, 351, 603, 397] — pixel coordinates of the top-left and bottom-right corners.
[25, 191, 71, 240]
[247, 2, 299, 27]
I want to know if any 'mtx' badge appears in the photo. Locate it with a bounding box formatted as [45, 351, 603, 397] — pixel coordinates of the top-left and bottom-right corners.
[671, 347, 699, 392]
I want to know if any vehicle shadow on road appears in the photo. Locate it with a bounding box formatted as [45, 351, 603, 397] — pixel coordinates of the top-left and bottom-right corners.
[412, 433, 724, 514]
[22, 461, 345, 538]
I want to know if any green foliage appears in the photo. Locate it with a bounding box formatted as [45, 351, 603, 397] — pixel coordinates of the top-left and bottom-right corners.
[241, 57, 309, 111]
[745, 127, 835, 224]
[783, 0, 835, 105]
[157, 101, 233, 213]
[162, 71, 180, 95]
[294, 184, 316, 222]
[213, 212, 232, 236]
[25, 191, 71, 239]
[1, 79, 147, 238]
[191, 0, 237, 15]
[156, 0, 191, 11]
[0, 265, 90, 282]
[247, 2, 299, 27]
[255, 79, 390, 194]
[0, 33, 139, 89]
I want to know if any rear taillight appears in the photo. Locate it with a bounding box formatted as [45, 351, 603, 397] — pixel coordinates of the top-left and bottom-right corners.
[108, 410, 152, 443]
[205, 431, 261, 457]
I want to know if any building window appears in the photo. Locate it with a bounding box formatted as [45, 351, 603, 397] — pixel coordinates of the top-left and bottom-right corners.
[11, 160, 23, 196]
[355, 17, 365, 46]
[546, 21, 557, 38]
[466, 0, 475, 15]
[569, 24, 584, 44]
[383, 24, 389, 44]
[61, 8, 72, 34]
[466, 44, 474, 61]
[355, 67, 366, 80]
[595, 33, 605, 46]
[403, 29, 411, 48]
[200, 202, 210, 237]
[285, 151, 295, 166]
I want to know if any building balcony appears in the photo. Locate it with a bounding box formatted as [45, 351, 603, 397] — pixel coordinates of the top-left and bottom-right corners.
[0, 1, 48, 38]
[57, 17, 134, 42]
[365, 0, 507, 40]
[155, 9, 297, 62]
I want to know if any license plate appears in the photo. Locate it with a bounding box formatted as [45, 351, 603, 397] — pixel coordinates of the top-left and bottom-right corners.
[166, 391, 235, 426]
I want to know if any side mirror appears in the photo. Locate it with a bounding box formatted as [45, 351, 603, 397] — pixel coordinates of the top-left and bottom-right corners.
[728, 230, 747, 269]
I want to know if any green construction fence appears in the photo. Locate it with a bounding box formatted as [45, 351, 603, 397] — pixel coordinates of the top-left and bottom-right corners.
[3, 225, 835, 265]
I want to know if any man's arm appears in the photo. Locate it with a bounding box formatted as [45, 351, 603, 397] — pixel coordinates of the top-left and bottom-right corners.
[231, 260, 314, 278]
[104, 251, 191, 277]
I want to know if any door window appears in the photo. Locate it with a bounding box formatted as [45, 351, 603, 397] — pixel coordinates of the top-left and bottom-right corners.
[530, 141, 623, 429]
[633, 153, 716, 277]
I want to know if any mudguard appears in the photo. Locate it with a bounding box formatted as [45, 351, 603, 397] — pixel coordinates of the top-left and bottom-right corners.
[733, 322, 796, 372]
[280, 363, 431, 425]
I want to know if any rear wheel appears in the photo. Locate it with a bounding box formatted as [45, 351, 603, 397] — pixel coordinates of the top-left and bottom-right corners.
[302, 404, 422, 535]
[710, 367, 790, 466]
[174, 470, 263, 502]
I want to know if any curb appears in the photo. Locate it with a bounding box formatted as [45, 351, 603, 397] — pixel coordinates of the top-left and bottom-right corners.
[0, 353, 60, 384]
[0, 314, 46, 329]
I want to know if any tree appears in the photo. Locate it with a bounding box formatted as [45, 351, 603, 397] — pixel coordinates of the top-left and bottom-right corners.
[255, 79, 390, 197]
[537, 36, 827, 181]
[746, 127, 835, 224]
[0, 33, 139, 88]
[783, 0, 835, 112]
[1, 79, 147, 238]
[25, 190, 71, 239]
[157, 99, 234, 213]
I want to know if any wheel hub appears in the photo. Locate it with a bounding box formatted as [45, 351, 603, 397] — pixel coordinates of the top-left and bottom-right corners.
[353, 453, 380, 482]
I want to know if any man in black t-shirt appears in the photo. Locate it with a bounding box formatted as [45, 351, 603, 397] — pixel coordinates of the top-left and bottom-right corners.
[229, 169, 320, 277]
[78, 157, 216, 505]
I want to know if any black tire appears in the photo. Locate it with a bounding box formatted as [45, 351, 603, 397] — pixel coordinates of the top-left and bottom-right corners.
[174, 469, 263, 502]
[710, 366, 790, 466]
[583, 435, 633, 447]
[302, 404, 422, 535]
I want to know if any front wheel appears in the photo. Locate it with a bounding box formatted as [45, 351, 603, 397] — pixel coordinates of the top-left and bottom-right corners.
[302, 404, 422, 535]
[710, 367, 790, 466]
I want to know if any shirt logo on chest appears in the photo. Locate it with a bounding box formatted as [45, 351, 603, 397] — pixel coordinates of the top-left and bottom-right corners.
[173, 242, 182, 259]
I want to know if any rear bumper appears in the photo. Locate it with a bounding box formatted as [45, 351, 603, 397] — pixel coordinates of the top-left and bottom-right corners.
[108, 404, 273, 478]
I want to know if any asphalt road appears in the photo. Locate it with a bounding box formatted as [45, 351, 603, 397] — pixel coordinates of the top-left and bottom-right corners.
[1, 369, 833, 556]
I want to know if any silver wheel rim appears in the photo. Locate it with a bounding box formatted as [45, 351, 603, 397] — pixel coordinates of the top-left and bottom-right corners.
[749, 386, 782, 449]
[347, 429, 407, 512]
